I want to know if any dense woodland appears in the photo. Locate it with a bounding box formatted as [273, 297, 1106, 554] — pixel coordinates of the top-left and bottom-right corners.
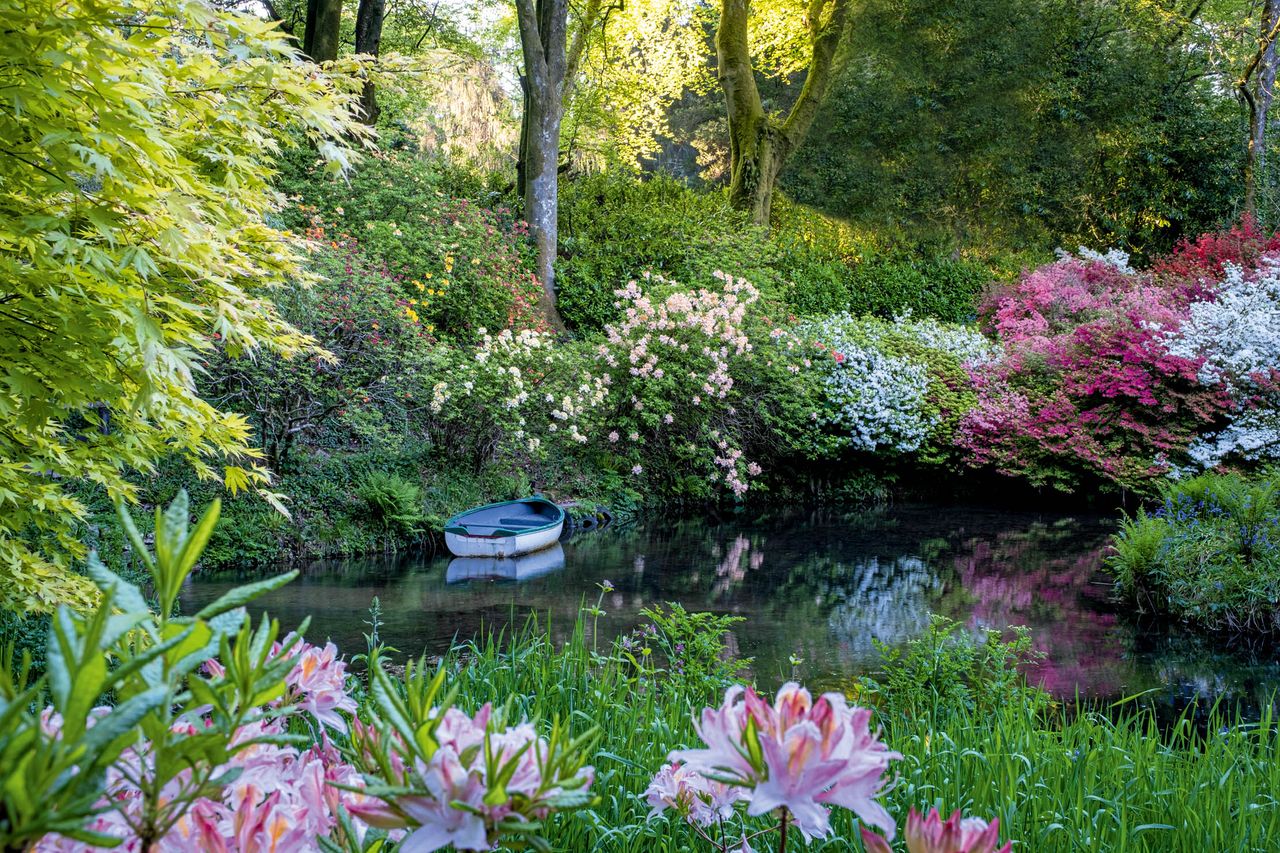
[3, 0, 1280, 850]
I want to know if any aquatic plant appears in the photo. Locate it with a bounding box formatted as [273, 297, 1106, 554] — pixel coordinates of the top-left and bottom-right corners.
[1110, 472, 1280, 631]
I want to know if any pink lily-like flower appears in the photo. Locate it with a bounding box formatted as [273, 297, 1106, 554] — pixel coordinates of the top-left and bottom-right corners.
[860, 808, 1012, 853]
[283, 640, 358, 733]
[645, 761, 744, 827]
[670, 683, 900, 841]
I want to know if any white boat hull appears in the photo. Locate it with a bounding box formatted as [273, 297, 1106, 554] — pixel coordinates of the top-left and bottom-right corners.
[444, 521, 564, 558]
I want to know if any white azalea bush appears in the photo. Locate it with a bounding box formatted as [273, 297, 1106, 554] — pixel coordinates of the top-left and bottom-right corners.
[423, 328, 610, 466]
[800, 313, 995, 462]
[1163, 257, 1280, 470]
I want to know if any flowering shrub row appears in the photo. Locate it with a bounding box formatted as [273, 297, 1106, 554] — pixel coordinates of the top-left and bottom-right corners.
[410, 232, 1280, 500]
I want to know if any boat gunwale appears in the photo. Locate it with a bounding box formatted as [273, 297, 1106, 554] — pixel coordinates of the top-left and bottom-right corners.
[444, 497, 565, 538]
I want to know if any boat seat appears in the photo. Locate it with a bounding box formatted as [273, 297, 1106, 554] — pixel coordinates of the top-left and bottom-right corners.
[497, 517, 544, 527]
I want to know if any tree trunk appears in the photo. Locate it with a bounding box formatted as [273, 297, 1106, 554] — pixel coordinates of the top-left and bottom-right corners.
[1242, 0, 1280, 216]
[716, 0, 852, 226]
[354, 0, 386, 124]
[515, 0, 600, 209]
[515, 0, 570, 331]
[303, 0, 343, 62]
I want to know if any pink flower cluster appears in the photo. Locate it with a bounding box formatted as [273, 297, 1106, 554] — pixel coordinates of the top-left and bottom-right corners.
[348, 705, 596, 852]
[600, 272, 765, 497]
[37, 640, 367, 852]
[653, 683, 899, 841]
[958, 253, 1229, 490]
[862, 808, 1011, 853]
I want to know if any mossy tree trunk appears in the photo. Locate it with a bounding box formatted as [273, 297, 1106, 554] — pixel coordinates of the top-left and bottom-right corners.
[302, 0, 342, 62]
[1241, 0, 1280, 217]
[717, 0, 852, 226]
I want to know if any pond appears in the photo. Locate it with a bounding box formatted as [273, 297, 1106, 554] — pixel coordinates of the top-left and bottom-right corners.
[182, 505, 1280, 719]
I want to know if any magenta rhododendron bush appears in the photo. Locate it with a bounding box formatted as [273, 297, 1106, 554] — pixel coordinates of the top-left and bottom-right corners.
[957, 250, 1230, 491]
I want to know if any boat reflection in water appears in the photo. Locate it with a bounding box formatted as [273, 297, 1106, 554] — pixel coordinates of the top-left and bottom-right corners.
[446, 543, 566, 584]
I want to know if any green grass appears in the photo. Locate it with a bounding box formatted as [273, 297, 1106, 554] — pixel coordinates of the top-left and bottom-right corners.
[421, 614, 1280, 852]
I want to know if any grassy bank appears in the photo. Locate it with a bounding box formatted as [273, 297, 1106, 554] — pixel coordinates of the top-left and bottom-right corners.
[429, 613, 1280, 852]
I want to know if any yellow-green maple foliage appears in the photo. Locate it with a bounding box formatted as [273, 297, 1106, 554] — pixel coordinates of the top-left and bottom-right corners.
[0, 0, 370, 611]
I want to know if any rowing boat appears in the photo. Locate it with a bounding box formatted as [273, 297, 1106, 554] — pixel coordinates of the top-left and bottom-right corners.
[443, 496, 565, 557]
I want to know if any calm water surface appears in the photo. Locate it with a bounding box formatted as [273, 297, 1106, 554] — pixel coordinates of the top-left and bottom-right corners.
[182, 505, 1280, 716]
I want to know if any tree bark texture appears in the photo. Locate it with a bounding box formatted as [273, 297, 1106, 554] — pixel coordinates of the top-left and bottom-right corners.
[716, 0, 852, 225]
[354, 0, 386, 124]
[515, 0, 601, 201]
[515, 0, 570, 330]
[303, 0, 343, 62]
[1241, 0, 1280, 216]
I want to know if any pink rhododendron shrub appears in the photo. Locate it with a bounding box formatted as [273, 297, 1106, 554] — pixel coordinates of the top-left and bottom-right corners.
[861, 808, 1011, 853]
[958, 252, 1229, 492]
[650, 682, 899, 847]
[598, 272, 775, 499]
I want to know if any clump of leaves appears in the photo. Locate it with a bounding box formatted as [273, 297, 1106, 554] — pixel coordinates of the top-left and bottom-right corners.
[357, 471, 426, 534]
[862, 615, 1049, 719]
[0, 491, 303, 850]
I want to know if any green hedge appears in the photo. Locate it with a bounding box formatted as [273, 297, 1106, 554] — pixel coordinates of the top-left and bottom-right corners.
[556, 171, 990, 329]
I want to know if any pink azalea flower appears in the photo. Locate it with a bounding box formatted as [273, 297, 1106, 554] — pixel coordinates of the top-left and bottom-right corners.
[860, 808, 1011, 853]
[670, 683, 899, 842]
[283, 639, 358, 733]
[645, 761, 744, 827]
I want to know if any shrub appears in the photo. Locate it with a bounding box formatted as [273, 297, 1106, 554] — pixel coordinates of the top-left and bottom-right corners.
[556, 172, 988, 330]
[556, 173, 778, 329]
[800, 313, 994, 462]
[1163, 255, 1280, 470]
[423, 328, 609, 472]
[595, 273, 793, 500]
[1109, 472, 1280, 632]
[958, 251, 1229, 492]
[278, 150, 544, 337]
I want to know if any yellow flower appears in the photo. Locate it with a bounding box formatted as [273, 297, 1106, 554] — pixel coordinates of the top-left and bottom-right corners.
[471, 258, 480, 265]
[424, 272, 432, 279]
[413, 280, 424, 291]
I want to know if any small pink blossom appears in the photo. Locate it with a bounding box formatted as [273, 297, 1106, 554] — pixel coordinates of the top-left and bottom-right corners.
[645, 762, 743, 827]
[861, 808, 1011, 853]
